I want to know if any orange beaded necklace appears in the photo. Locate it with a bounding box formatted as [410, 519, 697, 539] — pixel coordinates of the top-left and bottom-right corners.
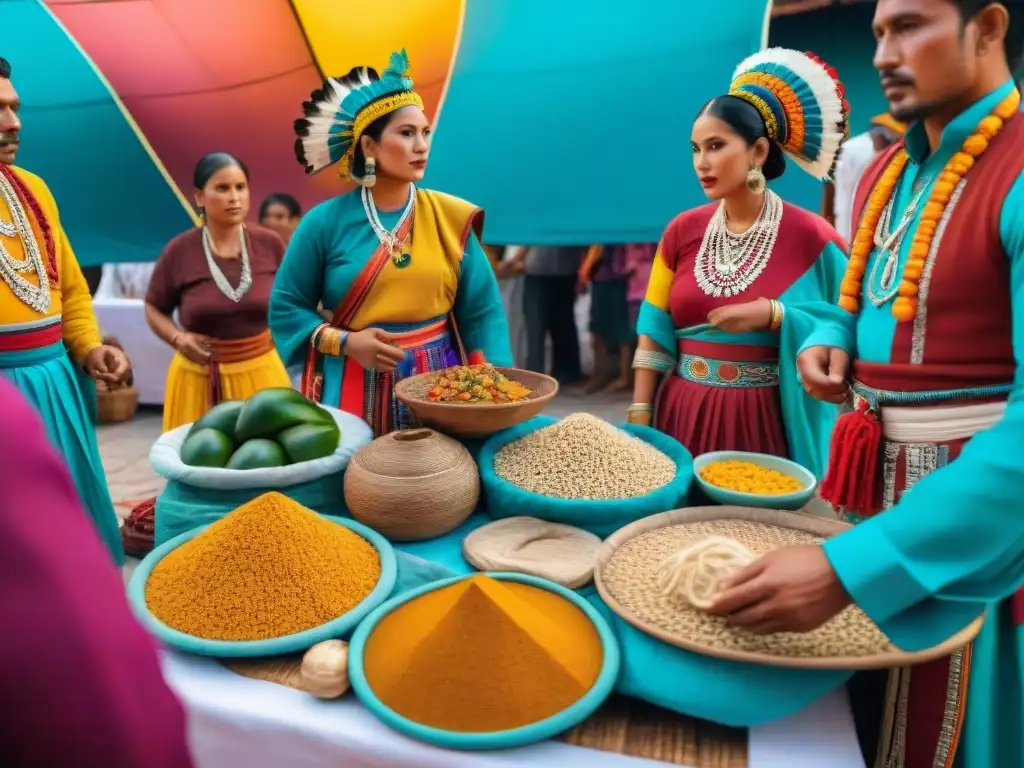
[838, 89, 1021, 322]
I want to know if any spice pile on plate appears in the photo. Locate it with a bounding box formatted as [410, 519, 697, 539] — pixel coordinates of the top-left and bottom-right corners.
[699, 459, 804, 495]
[363, 574, 603, 732]
[145, 492, 380, 641]
[494, 413, 675, 499]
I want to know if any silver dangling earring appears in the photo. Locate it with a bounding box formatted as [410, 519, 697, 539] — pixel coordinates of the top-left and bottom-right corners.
[362, 157, 377, 188]
[746, 166, 766, 194]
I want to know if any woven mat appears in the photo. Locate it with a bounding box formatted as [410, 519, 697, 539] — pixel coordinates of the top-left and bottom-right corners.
[224, 659, 747, 767]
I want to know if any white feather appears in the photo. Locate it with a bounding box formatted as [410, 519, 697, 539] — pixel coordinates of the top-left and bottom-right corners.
[733, 47, 845, 179]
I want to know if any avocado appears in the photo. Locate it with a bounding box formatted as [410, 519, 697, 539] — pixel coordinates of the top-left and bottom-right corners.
[180, 428, 234, 468]
[225, 439, 288, 470]
[277, 422, 341, 464]
[234, 388, 332, 441]
[188, 400, 245, 443]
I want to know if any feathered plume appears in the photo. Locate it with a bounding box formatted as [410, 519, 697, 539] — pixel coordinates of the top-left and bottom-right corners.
[293, 67, 378, 176]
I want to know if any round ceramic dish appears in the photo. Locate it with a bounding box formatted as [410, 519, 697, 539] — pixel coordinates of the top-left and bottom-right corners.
[394, 367, 558, 438]
[692, 450, 817, 510]
[128, 515, 397, 658]
[349, 572, 621, 750]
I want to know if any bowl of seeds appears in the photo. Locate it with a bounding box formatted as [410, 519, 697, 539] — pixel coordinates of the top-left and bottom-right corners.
[394, 365, 559, 437]
[479, 413, 694, 537]
[693, 451, 817, 510]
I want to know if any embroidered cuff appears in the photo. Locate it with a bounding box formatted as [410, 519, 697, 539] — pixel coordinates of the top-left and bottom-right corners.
[632, 349, 674, 373]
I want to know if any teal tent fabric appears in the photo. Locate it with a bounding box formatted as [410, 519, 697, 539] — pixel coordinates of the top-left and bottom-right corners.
[425, 0, 771, 245]
[3, 0, 194, 267]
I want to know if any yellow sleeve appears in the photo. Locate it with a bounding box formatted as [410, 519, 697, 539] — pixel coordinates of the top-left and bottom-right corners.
[23, 175, 103, 362]
[644, 243, 674, 312]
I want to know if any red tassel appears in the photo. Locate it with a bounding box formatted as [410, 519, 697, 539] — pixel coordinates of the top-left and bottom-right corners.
[819, 399, 883, 517]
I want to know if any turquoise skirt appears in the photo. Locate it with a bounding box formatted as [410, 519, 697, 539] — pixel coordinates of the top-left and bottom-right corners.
[0, 341, 124, 565]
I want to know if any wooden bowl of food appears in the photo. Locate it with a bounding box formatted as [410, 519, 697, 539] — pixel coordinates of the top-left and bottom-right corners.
[394, 365, 558, 438]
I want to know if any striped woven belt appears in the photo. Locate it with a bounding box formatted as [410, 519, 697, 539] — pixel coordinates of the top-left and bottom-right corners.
[677, 353, 779, 388]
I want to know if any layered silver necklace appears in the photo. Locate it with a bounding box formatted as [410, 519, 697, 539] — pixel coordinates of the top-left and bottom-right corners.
[0, 172, 52, 313]
[202, 225, 252, 302]
[694, 188, 783, 297]
[362, 185, 416, 267]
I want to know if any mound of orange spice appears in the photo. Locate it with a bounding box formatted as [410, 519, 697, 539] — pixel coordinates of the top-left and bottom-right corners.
[145, 492, 381, 641]
[363, 574, 603, 732]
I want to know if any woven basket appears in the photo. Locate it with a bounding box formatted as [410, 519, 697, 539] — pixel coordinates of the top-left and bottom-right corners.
[96, 385, 139, 424]
[595, 506, 983, 670]
[344, 428, 480, 541]
[394, 367, 558, 438]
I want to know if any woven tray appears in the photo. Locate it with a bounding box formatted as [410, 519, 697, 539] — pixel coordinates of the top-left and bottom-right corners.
[595, 507, 983, 670]
[224, 658, 747, 767]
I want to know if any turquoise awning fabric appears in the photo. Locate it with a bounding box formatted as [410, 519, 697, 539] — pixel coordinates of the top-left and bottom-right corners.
[425, 0, 772, 245]
[4, 0, 195, 267]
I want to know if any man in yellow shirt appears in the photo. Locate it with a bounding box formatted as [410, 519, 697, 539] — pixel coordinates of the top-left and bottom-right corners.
[0, 57, 131, 564]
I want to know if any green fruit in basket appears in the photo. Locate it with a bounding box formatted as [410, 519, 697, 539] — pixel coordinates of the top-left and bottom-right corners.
[180, 428, 234, 468]
[188, 399, 245, 442]
[277, 422, 341, 463]
[226, 439, 289, 470]
[235, 388, 331, 441]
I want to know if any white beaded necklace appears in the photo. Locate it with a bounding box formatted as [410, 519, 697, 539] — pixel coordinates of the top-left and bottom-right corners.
[202, 225, 252, 303]
[0, 172, 51, 313]
[361, 185, 415, 266]
[693, 188, 783, 298]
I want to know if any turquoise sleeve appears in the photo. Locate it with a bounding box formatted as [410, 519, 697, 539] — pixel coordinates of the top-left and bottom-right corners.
[788, 240, 857, 355]
[453, 233, 513, 366]
[777, 240, 848, 477]
[268, 207, 329, 369]
[637, 300, 676, 352]
[824, 170, 1024, 650]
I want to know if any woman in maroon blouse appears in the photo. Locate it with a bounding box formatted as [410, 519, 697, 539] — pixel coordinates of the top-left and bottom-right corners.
[144, 153, 291, 433]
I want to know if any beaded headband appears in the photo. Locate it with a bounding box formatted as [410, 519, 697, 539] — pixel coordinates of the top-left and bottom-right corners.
[727, 48, 850, 180]
[294, 49, 425, 182]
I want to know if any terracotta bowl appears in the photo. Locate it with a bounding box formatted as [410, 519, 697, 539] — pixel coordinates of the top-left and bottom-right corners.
[394, 367, 559, 438]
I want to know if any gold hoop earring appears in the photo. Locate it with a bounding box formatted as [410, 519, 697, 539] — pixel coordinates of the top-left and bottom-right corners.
[746, 166, 766, 194]
[362, 157, 377, 188]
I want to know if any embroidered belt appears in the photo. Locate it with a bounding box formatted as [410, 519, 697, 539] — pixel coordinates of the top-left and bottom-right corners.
[0, 316, 62, 352]
[677, 354, 778, 388]
[207, 329, 276, 406]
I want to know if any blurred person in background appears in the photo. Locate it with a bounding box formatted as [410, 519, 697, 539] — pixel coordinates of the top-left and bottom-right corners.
[270, 51, 510, 437]
[493, 245, 529, 368]
[94, 260, 156, 299]
[0, 56, 129, 565]
[0, 377, 193, 768]
[831, 113, 907, 241]
[628, 49, 850, 481]
[578, 243, 633, 392]
[258, 191, 302, 245]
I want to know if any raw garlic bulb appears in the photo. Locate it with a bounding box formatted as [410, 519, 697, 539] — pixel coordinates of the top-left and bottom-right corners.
[300, 639, 350, 699]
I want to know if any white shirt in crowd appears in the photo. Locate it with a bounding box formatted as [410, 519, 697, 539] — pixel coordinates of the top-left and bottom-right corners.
[94, 263, 156, 300]
[832, 132, 877, 243]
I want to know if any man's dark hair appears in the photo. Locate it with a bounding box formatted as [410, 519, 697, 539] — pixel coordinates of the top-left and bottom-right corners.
[954, 1, 1024, 72]
[0, 58, 10, 80]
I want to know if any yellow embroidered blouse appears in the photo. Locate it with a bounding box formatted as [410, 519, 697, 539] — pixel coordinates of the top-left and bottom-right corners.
[0, 166, 102, 362]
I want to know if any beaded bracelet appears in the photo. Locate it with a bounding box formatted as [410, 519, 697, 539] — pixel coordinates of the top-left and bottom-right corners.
[314, 326, 348, 357]
[632, 349, 675, 373]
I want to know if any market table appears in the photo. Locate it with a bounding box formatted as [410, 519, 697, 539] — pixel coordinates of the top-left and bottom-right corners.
[92, 296, 174, 405]
[162, 651, 866, 768]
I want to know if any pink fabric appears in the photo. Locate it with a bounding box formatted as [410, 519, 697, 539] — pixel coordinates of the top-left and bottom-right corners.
[624, 243, 657, 302]
[0, 378, 193, 767]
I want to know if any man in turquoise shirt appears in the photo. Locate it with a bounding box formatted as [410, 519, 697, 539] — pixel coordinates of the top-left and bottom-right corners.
[709, 2, 1024, 766]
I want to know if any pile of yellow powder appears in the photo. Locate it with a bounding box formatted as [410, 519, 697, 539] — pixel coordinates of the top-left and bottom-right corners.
[145, 492, 381, 641]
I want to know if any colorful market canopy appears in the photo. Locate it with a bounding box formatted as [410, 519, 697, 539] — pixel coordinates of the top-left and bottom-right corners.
[7, 0, 770, 262]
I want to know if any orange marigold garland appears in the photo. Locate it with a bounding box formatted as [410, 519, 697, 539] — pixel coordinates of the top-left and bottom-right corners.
[838, 89, 1021, 321]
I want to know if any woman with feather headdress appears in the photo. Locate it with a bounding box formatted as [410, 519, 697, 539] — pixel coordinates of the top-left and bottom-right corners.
[627, 49, 853, 481]
[269, 50, 511, 436]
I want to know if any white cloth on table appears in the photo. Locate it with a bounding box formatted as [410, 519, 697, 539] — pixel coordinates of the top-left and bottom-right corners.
[91, 297, 174, 405]
[162, 651, 865, 768]
[94, 262, 157, 300]
[833, 132, 876, 243]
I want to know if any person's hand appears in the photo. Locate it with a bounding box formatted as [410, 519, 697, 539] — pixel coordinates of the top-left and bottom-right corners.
[706, 545, 852, 634]
[797, 345, 849, 404]
[707, 299, 772, 333]
[173, 332, 212, 365]
[345, 328, 407, 373]
[84, 345, 132, 387]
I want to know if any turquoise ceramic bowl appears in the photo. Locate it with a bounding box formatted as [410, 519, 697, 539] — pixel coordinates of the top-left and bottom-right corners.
[349, 572, 621, 751]
[692, 451, 817, 511]
[127, 515, 397, 658]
